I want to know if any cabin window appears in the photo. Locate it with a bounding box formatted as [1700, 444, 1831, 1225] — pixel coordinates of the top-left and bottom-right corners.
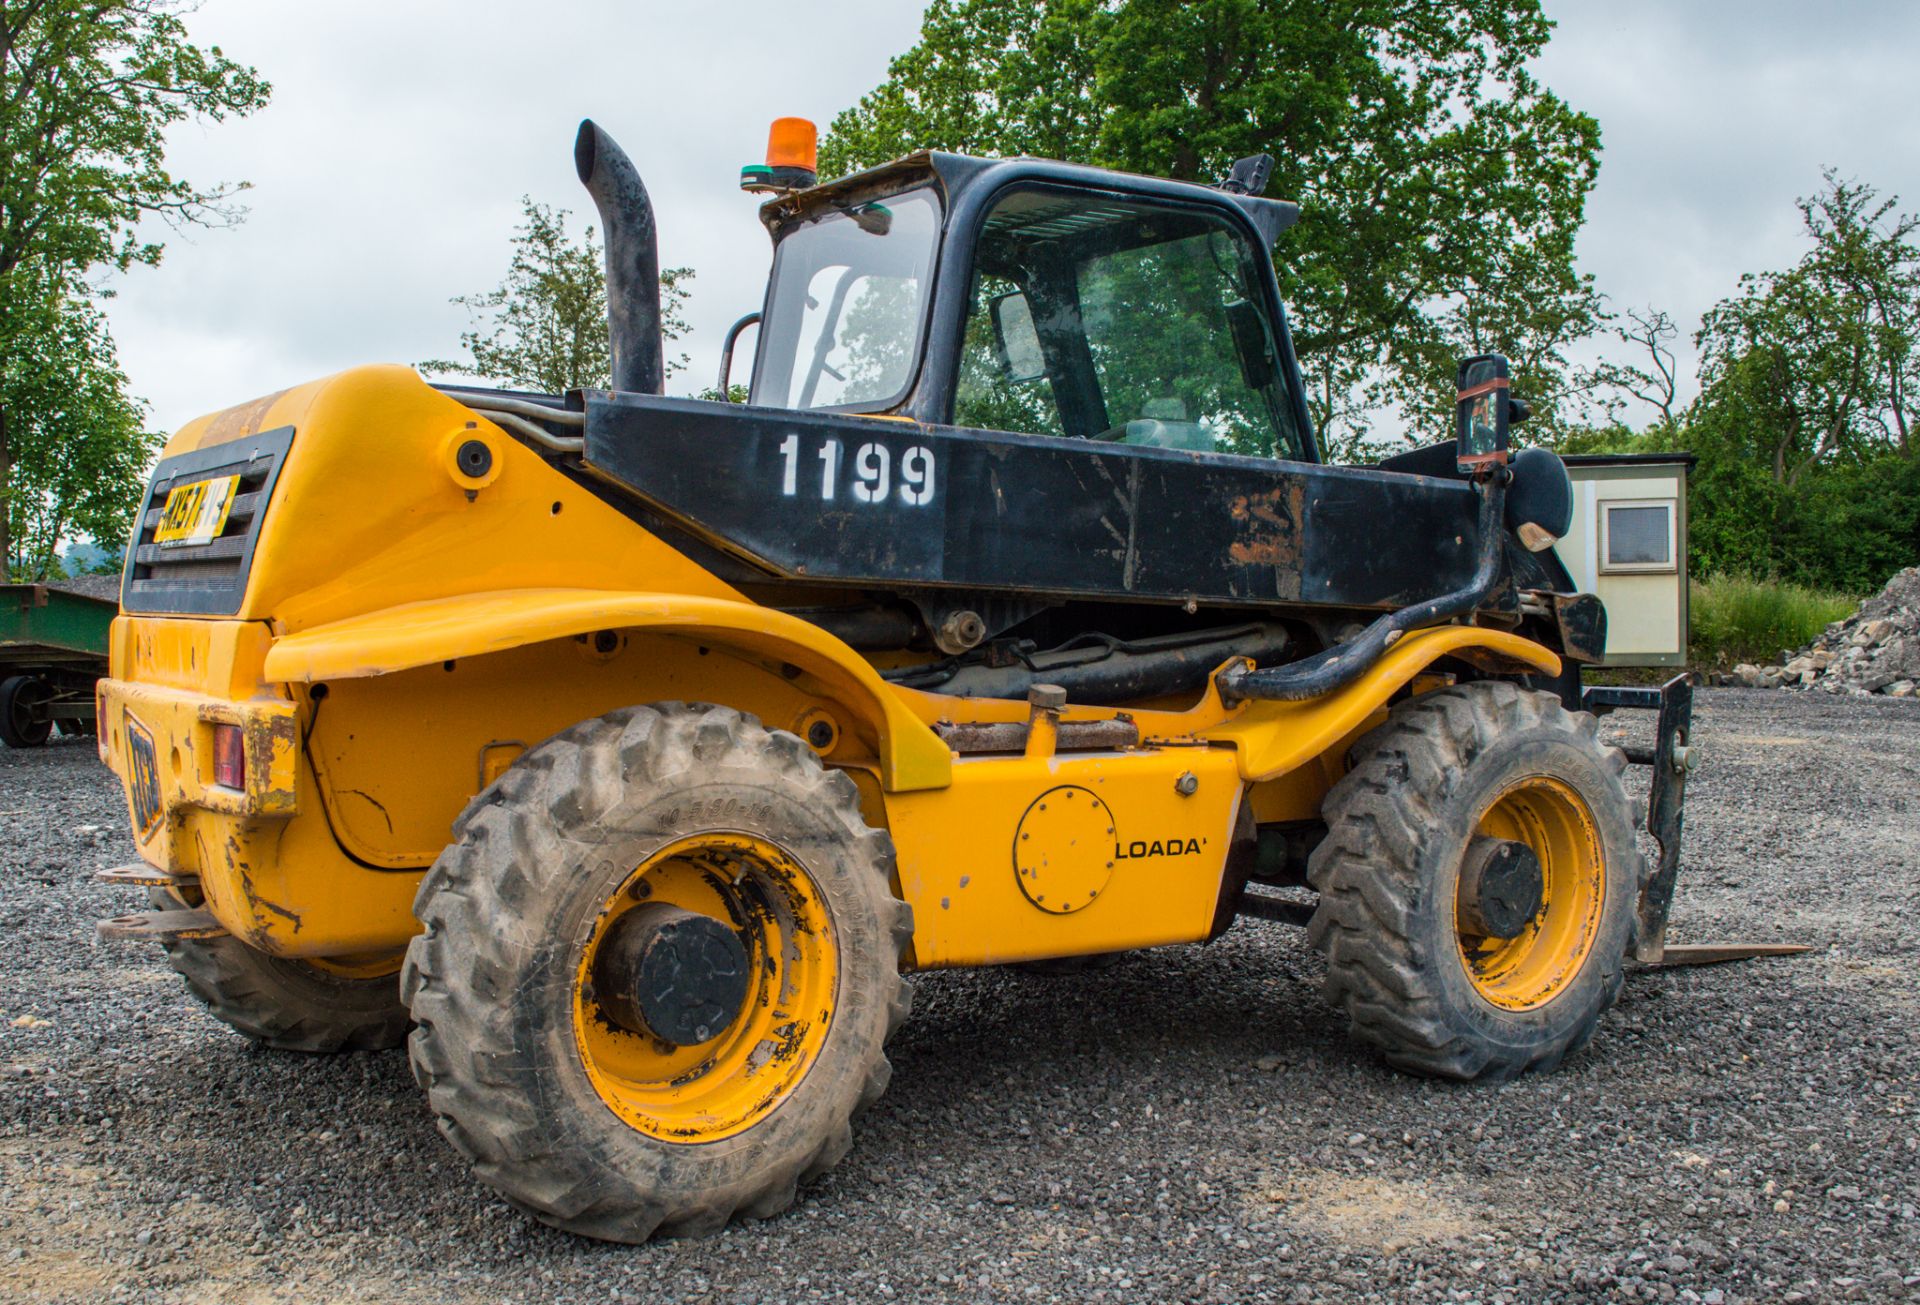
[754, 188, 941, 412]
[953, 186, 1305, 460]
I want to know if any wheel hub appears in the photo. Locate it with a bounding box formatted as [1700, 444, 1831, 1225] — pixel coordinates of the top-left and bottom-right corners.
[1457, 837, 1544, 940]
[593, 903, 750, 1046]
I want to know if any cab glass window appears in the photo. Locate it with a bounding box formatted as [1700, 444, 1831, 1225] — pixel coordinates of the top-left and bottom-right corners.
[753, 188, 941, 411]
[953, 187, 1305, 459]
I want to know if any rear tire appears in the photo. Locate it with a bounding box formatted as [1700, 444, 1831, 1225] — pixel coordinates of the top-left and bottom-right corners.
[149, 889, 410, 1053]
[0, 676, 53, 748]
[402, 703, 913, 1243]
[1306, 681, 1640, 1081]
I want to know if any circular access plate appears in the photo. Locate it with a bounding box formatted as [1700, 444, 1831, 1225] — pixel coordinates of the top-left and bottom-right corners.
[1013, 785, 1116, 914]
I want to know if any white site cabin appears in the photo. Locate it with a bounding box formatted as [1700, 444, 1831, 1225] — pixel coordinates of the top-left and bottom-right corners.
[1557, 453, 1694, 668]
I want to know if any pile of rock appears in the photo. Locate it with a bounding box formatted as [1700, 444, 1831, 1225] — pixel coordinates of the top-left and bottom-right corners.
[1722, 566, 1920, 697]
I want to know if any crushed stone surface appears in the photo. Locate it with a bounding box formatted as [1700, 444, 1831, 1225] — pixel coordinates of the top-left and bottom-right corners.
[0, 688, 1916, 1303]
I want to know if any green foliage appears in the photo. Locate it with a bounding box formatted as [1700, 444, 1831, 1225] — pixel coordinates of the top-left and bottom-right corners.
[1694, 172, 1917, 484]
[1676, 172, 1920, 593]
[822, 0, 1602, 457]
[423, 199, 694, 393]
[1, 266, 158, 579]
[0, 0, 272, 280]
[0, 0, 268, 579]
[1688, 573, 1858, 668]
[1549, 422, 1674, 458]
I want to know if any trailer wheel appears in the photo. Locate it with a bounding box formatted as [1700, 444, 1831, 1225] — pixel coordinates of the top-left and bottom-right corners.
[1307, 681, 1641, 1081]
[149, 891, 410, 1052]
[0, 676, 53, 748]
[402, 703, 913, 1242]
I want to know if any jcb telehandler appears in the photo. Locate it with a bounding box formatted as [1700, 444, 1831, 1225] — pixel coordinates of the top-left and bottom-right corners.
[95, 118, 1707, 1242]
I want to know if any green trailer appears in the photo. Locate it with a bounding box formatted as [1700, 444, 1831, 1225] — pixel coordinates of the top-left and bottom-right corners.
[0, 580, 117, 748]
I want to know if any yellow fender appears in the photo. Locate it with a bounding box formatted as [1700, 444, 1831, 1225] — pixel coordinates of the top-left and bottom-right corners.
[1204, 626, 1561, 782]
[261, 590, 1556, 797]
[260, 588, 953, 791]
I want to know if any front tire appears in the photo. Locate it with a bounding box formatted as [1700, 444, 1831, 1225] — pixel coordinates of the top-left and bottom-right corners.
[402, 703, 913, 1243]
[1307, 681, 1641, 1081]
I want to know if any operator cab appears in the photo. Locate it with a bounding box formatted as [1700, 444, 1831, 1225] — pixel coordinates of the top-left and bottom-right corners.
[743, 142, 1317, 463]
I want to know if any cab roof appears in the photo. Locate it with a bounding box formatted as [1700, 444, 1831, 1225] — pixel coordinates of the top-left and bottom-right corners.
[758, 151, 1301, 249]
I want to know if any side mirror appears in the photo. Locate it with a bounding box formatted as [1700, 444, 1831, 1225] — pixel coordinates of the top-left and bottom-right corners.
[1225, 300, 1275, 390]
[990, 292, 1047, 383]
[1455, 353, 1512, 475]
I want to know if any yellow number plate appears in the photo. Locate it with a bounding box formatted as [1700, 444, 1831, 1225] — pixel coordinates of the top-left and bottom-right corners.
[154, 474, 241, 547]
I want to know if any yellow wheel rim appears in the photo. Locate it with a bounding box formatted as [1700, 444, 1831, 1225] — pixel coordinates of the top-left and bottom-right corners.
[573, 833, 837, 1143]
[1454, 776, 1606, 1011]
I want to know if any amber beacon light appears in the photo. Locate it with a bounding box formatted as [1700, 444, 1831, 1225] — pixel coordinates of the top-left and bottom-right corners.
[741, 117, 819, 194]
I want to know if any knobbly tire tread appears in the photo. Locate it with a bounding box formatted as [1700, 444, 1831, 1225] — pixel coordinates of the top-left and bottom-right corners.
[401, 703, 913, 1243]
[1306, 680, 1642, 1082]
[148, 890, 410, 1053]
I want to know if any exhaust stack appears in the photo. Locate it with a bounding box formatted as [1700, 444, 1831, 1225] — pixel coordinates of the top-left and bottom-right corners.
[574, 120, 663, 395]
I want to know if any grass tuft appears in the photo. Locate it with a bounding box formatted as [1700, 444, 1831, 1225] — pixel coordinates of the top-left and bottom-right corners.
[1689, 573, 1859, 667]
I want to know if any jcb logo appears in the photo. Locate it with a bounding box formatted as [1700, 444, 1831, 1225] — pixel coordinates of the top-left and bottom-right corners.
[125, 718, 162, 839]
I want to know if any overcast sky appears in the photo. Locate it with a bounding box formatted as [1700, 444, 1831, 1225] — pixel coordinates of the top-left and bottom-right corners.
[100, 1, 1920, 438]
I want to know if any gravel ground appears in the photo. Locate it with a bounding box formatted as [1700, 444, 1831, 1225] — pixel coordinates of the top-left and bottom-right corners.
[1, 688, 1916, 1304]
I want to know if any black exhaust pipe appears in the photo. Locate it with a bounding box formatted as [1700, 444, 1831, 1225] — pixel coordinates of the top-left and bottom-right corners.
[574, 120, 664, 395]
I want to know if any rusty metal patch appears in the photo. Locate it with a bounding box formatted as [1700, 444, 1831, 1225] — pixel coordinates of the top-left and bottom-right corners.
[1226, 481, 1305, 598]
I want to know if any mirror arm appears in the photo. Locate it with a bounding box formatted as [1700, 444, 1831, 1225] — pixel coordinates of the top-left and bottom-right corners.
[716, 312, 762, 402]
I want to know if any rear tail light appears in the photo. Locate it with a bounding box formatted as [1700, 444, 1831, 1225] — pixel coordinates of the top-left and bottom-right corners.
[212, 724, 245, 790]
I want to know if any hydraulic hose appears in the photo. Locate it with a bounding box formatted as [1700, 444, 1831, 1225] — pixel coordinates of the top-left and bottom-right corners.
[885, 624, 1292, 705]
[1218, 472, 1510, 704]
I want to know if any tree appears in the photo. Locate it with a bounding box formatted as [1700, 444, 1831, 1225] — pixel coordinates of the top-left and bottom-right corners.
[424, 199, 695, 394]
[1694, 172, 1918, 487]
[1, 266, 156, 578]
[1, 0, 270, 576]
[0, 0, 270, 280]
[822, 0, 1602, 458]
[1382, 223, 1605, 452]
[1589, 306, 1682, 433]
[1681, 172, 1920, 590]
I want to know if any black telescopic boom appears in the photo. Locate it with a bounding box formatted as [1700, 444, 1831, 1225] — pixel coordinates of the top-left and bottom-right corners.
[574, 120, 665, 396]
[1219, 474, 1511, 704]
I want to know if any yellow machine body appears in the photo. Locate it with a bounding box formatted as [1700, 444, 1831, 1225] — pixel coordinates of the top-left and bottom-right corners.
[97, 366, 1560, 968]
